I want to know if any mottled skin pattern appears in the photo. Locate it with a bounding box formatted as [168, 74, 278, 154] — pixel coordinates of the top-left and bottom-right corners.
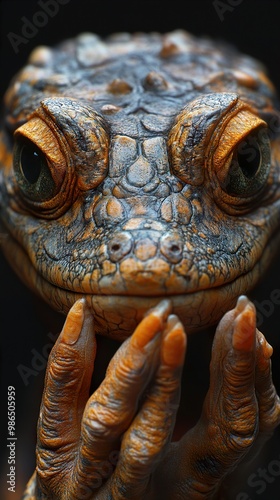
[0, 31, 280, 499]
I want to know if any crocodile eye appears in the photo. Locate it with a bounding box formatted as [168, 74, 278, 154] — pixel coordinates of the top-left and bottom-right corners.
[222, 129, 270, 197]
[20, 142, 44, 184]
[14, 137, 56, 202]
[236, 136, 261, 178]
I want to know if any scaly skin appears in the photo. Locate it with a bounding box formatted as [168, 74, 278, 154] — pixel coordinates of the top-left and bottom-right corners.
[22, 298, 280, 499]
[0, 31, 280, 498]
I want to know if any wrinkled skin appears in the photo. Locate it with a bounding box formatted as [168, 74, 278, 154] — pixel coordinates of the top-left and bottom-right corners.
[0, 31, 280, 498]
[22, 297, 280, 499]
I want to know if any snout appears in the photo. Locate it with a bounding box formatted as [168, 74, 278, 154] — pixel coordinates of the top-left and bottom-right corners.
[98, 228, 190, 295]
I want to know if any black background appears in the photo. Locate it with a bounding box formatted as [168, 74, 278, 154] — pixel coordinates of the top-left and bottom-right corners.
[1, 0, 280, 499]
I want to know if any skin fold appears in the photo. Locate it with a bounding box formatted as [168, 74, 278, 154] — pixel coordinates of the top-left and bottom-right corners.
[0, 31, 280, 498]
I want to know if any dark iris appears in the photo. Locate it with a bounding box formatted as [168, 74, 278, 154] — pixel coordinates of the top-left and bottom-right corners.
[13, 136, 56, 202]
[236, 137, 261, 179]
[20, 145, 43, 184]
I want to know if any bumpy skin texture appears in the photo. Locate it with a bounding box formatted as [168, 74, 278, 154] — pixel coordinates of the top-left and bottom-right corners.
[1, 31, 280, 337]
[0, 31, 280, 498]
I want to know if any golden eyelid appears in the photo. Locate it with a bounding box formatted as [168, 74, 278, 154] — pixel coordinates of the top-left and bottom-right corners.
[213, 111, 266, 171]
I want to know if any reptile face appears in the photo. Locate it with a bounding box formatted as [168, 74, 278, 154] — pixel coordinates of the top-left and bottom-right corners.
[1, 31, 280, 339]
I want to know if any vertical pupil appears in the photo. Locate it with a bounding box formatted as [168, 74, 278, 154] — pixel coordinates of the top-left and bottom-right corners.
[237, 138, 261, 179]
[20, 145, 42, 184]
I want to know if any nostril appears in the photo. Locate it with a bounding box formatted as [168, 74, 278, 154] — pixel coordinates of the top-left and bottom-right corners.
[107, 233, 133, 262]
[170, 244, 180, 253]
[111, 244, 121, 252]
[160, 234, 183, 263]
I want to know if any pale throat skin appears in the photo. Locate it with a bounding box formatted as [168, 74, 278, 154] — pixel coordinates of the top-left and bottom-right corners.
[1, 31, 280, 340]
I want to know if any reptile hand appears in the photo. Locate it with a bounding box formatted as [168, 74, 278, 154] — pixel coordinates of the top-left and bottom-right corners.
[24, 299, 186, 499]
[23, 297, 280, 499]
[151, 296, 280, 499]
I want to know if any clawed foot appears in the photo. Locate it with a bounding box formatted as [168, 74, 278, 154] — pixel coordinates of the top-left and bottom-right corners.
[29, 299, 186, 499]
[155, 296, 280, 499]
[24, 296, 280, 499]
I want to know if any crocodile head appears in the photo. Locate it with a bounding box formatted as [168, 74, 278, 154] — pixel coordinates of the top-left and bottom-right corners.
[1, 31, 280, 339]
